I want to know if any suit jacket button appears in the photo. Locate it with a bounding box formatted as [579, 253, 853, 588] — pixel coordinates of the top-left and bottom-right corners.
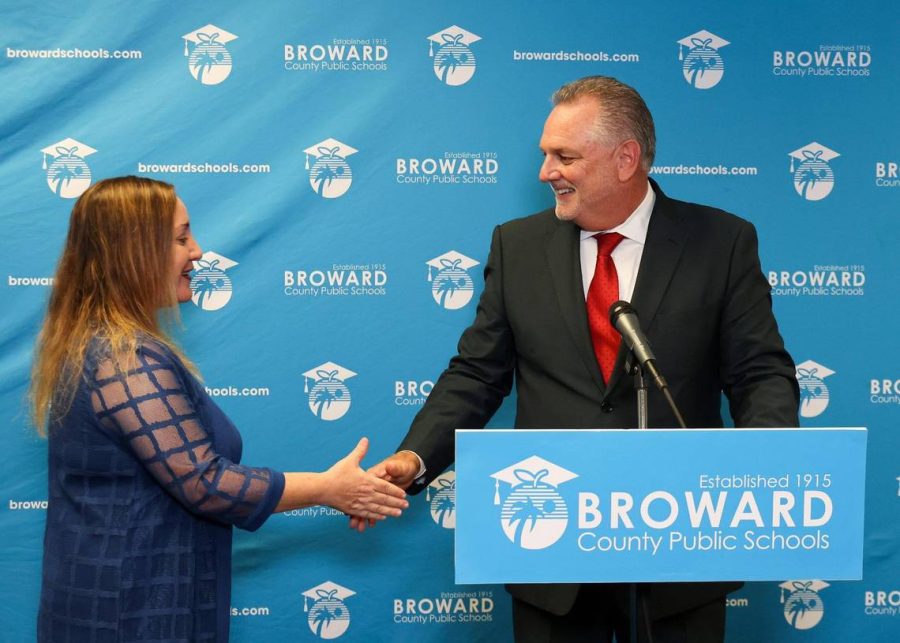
[600, 401, 613, 413]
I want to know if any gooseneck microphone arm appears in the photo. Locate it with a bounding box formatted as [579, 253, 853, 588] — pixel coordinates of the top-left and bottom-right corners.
[609, 300, 688, 429]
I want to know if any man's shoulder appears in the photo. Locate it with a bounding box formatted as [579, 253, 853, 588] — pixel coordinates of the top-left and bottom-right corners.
[660, 190, 754, 234]
[496, 207, 562, 239]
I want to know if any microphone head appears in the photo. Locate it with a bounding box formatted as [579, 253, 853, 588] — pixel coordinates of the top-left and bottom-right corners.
[608, 300, 637, 327]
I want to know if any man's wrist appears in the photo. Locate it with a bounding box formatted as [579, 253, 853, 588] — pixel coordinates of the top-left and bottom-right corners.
[398, 449, 427, 479]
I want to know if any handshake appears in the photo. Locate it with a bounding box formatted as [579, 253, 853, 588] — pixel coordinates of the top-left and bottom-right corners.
[293, 438, 421, 529]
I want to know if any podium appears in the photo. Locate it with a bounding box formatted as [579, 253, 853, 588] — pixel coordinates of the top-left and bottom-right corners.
[455, 428, 866, 584]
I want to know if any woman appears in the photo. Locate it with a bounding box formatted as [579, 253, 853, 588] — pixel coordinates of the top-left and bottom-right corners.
[30, 176, 407, 641]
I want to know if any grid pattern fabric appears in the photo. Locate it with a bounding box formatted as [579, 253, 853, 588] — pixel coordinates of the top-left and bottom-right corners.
[38, 340, 285, 642]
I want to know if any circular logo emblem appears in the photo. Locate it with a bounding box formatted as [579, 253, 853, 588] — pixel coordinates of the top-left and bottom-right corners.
[188, 32, 233, 85]
[793, 151, 835, 201]
[431, 259, 474, 310]
[500, 469, 568, 550]
[682, 38, 724, 89]
[433, 33, 476, 86]
[310, 146, 352, 199]
[783, 583, 825, 630]
[797, 368, 830, 418]
[190, 259, 233, 310]
[307, 591, 350, 639]
[429, 477, 456, 529]
[46, 146, 91, 199]
[308, 370, 352, 421]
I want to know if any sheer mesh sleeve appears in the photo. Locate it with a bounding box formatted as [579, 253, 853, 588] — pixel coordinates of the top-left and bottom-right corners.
[89, 344, 284, 531]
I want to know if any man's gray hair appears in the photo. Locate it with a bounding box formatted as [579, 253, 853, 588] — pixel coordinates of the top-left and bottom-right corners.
[552, 76, 656, 172]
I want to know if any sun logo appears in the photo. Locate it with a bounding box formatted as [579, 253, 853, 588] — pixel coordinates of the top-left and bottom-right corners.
[677, 30, 730, 89]
[426, 251, 480, 310]
[491, 456, 578, 550]
[427, 471, 456, 529]
[789, 142, 840, 201]
[303, 139, 358, 199]
[780, 580, 829, 630]
[795, 360, 836, 418]
[190, 251, 238, 311]
[427, 26, 481, 86]
[302, 362, 357, 421]
[40, 138, 96, 199]
[303, 581, 355, 639]
[182, 25, 238, 85]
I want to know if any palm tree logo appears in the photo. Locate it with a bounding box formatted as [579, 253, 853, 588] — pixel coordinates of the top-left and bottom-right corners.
[682, 38, 724, 88]
[46, 146, 92, 199]
[429, 27, 480, 86]
[796, 366, 830, 418]
[792, 150, 835, 201]
[499, 468, 568, 549]
[186, 29, 234, 85]
[308, 146, 352, 199]
[428, 476, 456, 528]
[782, 581, 826, 630]
[307, 369, 352, 421]
[189, 258, 233, 311]
[307, 590, 351, 639]
[431, 259, 475, 310]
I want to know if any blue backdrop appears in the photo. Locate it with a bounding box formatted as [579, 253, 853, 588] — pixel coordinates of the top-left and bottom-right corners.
[2, 1, 897, 641]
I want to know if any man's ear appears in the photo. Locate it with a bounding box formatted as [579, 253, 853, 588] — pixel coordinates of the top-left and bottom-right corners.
[616, 140, 642, 181]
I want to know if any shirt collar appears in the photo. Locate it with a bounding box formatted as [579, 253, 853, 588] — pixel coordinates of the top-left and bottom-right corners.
[579, 181, 655, 244]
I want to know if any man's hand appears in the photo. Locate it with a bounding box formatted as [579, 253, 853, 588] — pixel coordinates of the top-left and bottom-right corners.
[349, 451, 421, 532]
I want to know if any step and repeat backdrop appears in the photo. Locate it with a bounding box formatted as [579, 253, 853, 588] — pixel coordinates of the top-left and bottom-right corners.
[1, 1, 897, 641]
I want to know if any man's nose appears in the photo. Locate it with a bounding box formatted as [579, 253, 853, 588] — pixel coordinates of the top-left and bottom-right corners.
[539, 156, 559, 183]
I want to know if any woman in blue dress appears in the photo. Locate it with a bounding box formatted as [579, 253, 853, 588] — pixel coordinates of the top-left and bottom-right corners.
[30, 176, 408, 642]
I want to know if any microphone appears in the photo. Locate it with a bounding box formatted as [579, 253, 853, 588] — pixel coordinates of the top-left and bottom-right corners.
[608, 300, 687, 428]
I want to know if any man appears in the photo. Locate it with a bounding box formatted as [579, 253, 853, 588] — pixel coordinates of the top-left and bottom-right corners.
[354, 76, 799, 642]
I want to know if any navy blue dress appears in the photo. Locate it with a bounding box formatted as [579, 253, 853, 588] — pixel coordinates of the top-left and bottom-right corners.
[38, 339, 285, 642]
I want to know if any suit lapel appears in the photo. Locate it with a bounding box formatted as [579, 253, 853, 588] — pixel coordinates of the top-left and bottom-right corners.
[545, 218, 607, 393]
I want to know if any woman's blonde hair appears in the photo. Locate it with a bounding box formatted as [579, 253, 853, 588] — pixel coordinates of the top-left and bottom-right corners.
[30, 176, 193, 434]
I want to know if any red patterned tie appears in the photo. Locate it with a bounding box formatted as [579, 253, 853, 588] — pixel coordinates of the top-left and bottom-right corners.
[587, 232, 625, 383]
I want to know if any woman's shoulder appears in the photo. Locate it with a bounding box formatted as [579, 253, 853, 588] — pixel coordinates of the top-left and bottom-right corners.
[85, 334, 186, 377]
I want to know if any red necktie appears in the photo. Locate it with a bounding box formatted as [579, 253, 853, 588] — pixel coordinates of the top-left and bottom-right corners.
[587, 232, 624, 383]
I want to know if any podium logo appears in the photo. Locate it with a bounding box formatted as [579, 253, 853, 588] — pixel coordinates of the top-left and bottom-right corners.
[491, 456, 578, 550]
[302, 362, 356, 421]
[789, 142, 840, 201]
[303, 139, 357, 199]
[427, 26, 480, 86]
[779, 580, 829, 630]
[303, 581, 355, 639]
[40, 138, 96, 199]
[427, 471, 456, 529]
[190, 251, 238, 311]
[182, 25, 237, 85]
[796, 360, 835, 418]
[426, 251, 480, 310]
[677, 30, 729, 89]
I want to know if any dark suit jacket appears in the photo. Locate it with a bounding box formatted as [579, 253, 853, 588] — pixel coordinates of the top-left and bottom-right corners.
[399, 180, 799, 619]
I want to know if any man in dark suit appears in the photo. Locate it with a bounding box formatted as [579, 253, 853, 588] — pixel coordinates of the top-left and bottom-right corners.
[353, 76, 799, 642]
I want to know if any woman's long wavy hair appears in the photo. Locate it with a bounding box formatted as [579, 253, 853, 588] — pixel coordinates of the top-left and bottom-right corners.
[30, 176, 193, 435]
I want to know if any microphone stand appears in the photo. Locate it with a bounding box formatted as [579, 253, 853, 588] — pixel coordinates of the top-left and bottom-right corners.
[624, 351, 656, 643]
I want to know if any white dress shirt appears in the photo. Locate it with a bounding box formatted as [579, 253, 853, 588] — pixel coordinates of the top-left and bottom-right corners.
[579, 182, 655, 301]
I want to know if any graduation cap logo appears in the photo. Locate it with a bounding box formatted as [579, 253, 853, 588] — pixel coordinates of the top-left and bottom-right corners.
[183, 24, 238, 85]
[677, 30, 729, 89]
[41, 138, 96, 199]
[427, 25, 481, 86]
[492, 456, 578, 550]
[427, 470, 456, 529]
[302, 581, 355, 639]
[789, 142, 840, 201]
[303, 362, 357, 421]
[304, 138, 358, 199]
[427, 251, 479, 310]
[779, 580, 829, 630]
[795, 360, 835, 419]
[190, 251, 238, 311]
